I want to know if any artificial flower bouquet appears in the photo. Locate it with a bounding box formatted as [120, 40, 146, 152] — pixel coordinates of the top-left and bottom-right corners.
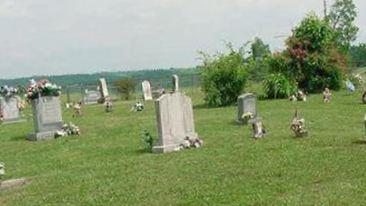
[26, 79, 62, 101]
[0, 85, 19, 98]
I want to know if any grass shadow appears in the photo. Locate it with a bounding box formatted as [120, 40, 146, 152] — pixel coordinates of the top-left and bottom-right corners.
[132, 149, 152, 155]
[229, 120, 244, 127]
[10, 134, 27, 142]
[193, 103, 235, 110]
[352, 140, 366, 145]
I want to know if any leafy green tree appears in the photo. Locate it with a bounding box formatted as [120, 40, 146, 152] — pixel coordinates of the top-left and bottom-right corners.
[267, 13, 346, 95]
[114, 78, 136, 100]
[247, 37, 271, 81]
[328, 0, 359, 52]
[251, 37, 271, 60]
[199, 44, 248, 107]
[349, 43, 366, 67]
[263, 73, 297, 99]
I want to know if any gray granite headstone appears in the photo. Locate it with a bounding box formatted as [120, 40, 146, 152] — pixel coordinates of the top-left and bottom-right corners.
[27, 96, 63, 141]
[153, 92, 199, 153]
[0, 96, 24, 124]
[142, 80, 153, 101]
[83, 90, 101, 105]
[237, 93, 257, 124]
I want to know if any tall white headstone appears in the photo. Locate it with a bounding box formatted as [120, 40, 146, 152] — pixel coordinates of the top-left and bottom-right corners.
[153, 92, 201, 153]
[98, 78, 109, 101]
[142, 81, 153, 101]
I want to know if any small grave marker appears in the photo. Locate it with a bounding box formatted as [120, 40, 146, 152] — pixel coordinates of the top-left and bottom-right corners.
[237, 93, 257, 124]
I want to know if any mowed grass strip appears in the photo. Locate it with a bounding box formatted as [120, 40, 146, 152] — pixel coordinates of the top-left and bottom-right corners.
[1, 89, 366, 205]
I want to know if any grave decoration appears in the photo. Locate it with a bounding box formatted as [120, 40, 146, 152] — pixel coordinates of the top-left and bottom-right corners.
[323, 88, 332, 103]
[355, 74, 364, 85]
[0, 86, 19, 98]
[73, 102, 83, 117]
[55, 122, 81, 137]
[132, 101, 144, 112]
[346, 80, 355, 92]
[289, 94, 297, 102]
[290, 109, 308, 138]
[252, 119, 266, 139]
[289, 90, 307, 102]
[105, 97, 113, 112]
[0, 85, 25, 124]
[26, 79, 61, 101]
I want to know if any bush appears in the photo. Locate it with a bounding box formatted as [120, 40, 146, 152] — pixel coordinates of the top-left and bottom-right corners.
[140, 129, 155, 153]
[263, 73, 297, 99]
[199, 45, 248, 107]
[114, 78, 136, 100]
[266, 13, 346, 93]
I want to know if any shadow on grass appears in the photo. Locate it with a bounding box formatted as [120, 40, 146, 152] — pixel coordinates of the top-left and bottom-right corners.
[10, 134, 26, 141]
[229, 120, 244, 127]
[132, 149, 152, 155]
[352, 140, 366, 145]
[193, 103, 235, 110]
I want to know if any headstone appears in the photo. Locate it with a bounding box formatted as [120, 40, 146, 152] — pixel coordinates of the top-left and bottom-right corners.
[98, 78, 109, 101]
[237, 93, 257, 124]
[172, 75, 179, 92]
[153, 92, 201, 153]
[142, 81, 153, 101]
[0, 96, 24, 124]
[27, 96, 63, 141]
[83, 90, 101, 104]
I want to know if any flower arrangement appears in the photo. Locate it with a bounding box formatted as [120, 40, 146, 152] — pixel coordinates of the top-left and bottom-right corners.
[0, 86, 19, 98]
[291, 109, 308, 138]
[55, 122, 81, 137]
[131, 101, 144, 112]
[241, 112, 254, 123]
[26, 79, 61, 101]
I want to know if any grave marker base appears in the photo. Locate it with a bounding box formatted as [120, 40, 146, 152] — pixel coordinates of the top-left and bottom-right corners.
[27, 131, 57, 141]
[2, 118, 26, 125]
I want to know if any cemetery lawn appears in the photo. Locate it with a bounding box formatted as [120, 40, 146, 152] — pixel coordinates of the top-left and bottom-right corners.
[2, 89, 366, 205]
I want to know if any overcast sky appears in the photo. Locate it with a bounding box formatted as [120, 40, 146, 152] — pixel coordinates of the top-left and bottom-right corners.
[0, 0, 365, 79]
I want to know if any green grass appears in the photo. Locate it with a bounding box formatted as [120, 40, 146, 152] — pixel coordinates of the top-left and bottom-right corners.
[1, 88, 366, 205]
